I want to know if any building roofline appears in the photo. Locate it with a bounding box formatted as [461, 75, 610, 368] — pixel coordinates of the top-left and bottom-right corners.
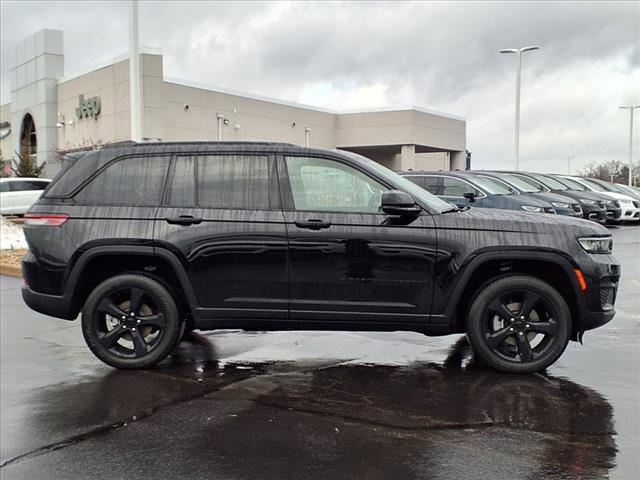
[57, 47, 163, 84]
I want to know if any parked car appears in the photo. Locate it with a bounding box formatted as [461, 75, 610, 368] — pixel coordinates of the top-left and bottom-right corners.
[21, 142, 619, 373]
[614, 183, 640, 199]
[467, 171, 582, 218]
[0, 177, 51, 215]
[491, 172, 609, 224]
[557, 176, 631, 224]
[575, 178, 640, 223]
[399, 170, 556, 214]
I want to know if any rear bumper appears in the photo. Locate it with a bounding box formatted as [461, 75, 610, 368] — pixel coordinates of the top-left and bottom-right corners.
[21, 286, 76, 320]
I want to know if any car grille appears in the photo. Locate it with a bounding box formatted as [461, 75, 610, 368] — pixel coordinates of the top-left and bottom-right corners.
[597, 201, 605, 208]
[544, 207, 555, 214]
[600, 286, 616, 310]
[571, 204, 582, 212]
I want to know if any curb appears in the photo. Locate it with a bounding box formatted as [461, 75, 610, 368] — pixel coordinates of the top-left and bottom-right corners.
[0, 264, 22, 277]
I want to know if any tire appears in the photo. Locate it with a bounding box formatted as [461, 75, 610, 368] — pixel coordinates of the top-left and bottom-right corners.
[81, 274, 182, 369]
[466, 275, 571, 374]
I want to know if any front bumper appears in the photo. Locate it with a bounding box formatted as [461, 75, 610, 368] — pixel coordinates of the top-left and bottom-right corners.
[574, 252, 620, 334]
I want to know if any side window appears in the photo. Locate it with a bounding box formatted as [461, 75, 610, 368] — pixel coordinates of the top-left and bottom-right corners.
[285, 156, 386, 213]
[166, 155, 279, 210]
[74, 156, 170, 206]
[0, 182, 9, 193]
[407, 176, 443, 195]
[442, 178, 481, 197]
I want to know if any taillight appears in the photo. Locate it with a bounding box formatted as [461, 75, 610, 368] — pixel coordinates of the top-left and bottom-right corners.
[24, 213, 69, 226]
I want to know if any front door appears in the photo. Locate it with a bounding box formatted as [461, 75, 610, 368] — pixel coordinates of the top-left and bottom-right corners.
[279, 155, 437, 324]
[154, 153, 288, 320]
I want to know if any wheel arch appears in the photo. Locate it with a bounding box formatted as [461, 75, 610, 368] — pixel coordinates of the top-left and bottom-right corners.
[436, 250, 585, 340]
[65, 246, 197, 318]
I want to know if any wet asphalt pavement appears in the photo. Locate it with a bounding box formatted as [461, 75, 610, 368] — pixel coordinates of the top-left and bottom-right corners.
[1, 226, 638, 480]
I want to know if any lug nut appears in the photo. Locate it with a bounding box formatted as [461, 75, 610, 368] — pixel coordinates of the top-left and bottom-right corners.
[130, 312, 135, 317]
[121, 316, 126, 320]
[137, 319, 141, 324]
[509, 328, 514, 331]
[526, 324, 530, 328]
[132, 328, 136, 332]
[519, 332, 524, 336]
[520, 316, 525, 319]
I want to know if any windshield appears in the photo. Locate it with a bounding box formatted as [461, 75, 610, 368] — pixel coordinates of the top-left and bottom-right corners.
[342, 151, 454, 213]
[555, 176, 587, 191]
[580, 178, 608, 192]
[501, 174, 541, 192]
[470, 176, 513, 195]
[528, 173, 568, 190]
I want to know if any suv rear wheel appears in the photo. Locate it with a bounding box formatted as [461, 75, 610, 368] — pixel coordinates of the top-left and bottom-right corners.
[466, 275, 571, 373]
[81, 274, 182, 369]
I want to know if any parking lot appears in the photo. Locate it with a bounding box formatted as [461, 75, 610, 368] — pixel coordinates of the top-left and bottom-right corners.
[0, 225, 638, 480]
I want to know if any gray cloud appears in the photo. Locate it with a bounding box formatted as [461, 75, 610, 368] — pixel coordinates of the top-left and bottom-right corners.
[1, 0, 638, 172]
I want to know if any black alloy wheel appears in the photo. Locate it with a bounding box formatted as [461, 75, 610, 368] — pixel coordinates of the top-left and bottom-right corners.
[466, 275, 571, 373]
[82, 274, 182, 369]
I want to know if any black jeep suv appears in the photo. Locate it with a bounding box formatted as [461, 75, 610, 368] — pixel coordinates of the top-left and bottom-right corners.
[22, 142, 620, 373]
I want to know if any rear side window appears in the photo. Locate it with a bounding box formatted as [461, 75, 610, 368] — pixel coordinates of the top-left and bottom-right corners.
[0, 182, 9, 193]
[165, 155, 279, 210]
[74, 156, 170, 206]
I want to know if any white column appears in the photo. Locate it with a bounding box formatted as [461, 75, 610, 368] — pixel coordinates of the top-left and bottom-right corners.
[400, 144, 416, 170]
[450, 151, 467, 171]
[129, 0, 142, 142]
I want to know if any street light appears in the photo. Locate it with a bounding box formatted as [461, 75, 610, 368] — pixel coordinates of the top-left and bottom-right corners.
[500, 46, 540, 171]
[619, 105, 640, 186]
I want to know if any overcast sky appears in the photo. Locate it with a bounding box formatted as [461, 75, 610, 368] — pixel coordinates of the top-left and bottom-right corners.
[1, 0, 638, 172]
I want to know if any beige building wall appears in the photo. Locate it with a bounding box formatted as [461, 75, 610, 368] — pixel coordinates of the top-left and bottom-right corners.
[3, 29, 466, 176]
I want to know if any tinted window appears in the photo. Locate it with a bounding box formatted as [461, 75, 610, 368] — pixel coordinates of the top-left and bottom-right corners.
[442, 177, 481, 197]
[470, 176, 511, 195]
[166, 155, 279, 210]
[10, 180, 48, 191]
[75, 156, 170, 205]
[0, 182, 8, 193]
[285, 156, 385, 213]
[405, 175, 443, 195]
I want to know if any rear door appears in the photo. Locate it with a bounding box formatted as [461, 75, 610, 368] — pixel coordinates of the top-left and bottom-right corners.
[154, 152, 288, 320]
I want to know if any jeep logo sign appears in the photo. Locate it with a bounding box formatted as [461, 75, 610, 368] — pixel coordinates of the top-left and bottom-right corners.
[76, 95, 101, 120]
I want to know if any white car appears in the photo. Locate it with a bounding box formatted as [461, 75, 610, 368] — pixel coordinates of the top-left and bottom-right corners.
[560, 176, 640, 223]
[0, 177, 51, 215]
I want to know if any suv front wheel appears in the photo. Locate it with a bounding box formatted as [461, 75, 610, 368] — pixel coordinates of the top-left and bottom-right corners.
[466, 275, 571, 373]
[81, 274, 182, 369]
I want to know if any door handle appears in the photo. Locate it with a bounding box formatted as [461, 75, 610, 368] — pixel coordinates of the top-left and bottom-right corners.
[166, 215, 203, 226]
[294, 219, 332, 230]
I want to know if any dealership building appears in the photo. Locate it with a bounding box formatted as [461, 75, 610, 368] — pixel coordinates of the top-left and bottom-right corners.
[0, 29, 467, 178]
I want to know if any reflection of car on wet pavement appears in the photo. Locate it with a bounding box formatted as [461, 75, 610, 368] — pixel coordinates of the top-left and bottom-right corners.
[20, 142, 620, 373]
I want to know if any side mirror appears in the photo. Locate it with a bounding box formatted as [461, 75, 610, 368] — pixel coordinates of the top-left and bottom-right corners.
[381, 190, 421, 216]
[463, 192, 476, 203]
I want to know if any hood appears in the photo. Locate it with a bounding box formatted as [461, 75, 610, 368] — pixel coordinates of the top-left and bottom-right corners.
[518, 192, 578, 205]
[436, 205, 609, 237]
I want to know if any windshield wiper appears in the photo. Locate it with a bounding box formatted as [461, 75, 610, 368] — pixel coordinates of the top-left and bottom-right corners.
[441, 206, 461, 213]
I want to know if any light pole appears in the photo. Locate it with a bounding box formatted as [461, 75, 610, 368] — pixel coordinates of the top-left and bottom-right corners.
[620, 105, 639, 186]
[567, 156, 575, 175]
[129, 0, 142, 142]
[500, 46, 540, 171]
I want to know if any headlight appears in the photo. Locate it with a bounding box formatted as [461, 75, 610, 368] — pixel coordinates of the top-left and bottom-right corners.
[551, 202, 570, 208]
[577, 236, 613, 253]
[605, 200, 617, 207]
[619, 198, 632, 204]
[579, 199, 597, 205]
[522, 205, 543, 212]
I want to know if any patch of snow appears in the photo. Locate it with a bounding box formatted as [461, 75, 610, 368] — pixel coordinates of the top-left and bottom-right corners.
[210, 330, 459, 368]
[0, 217, 27, 250]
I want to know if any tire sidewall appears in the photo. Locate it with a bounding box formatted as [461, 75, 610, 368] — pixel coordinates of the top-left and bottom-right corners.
[466, 275, 571, 374]
[81, 274, 182, 369]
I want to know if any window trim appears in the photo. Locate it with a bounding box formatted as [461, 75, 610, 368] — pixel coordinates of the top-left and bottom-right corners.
[278, 153, 394, 215]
